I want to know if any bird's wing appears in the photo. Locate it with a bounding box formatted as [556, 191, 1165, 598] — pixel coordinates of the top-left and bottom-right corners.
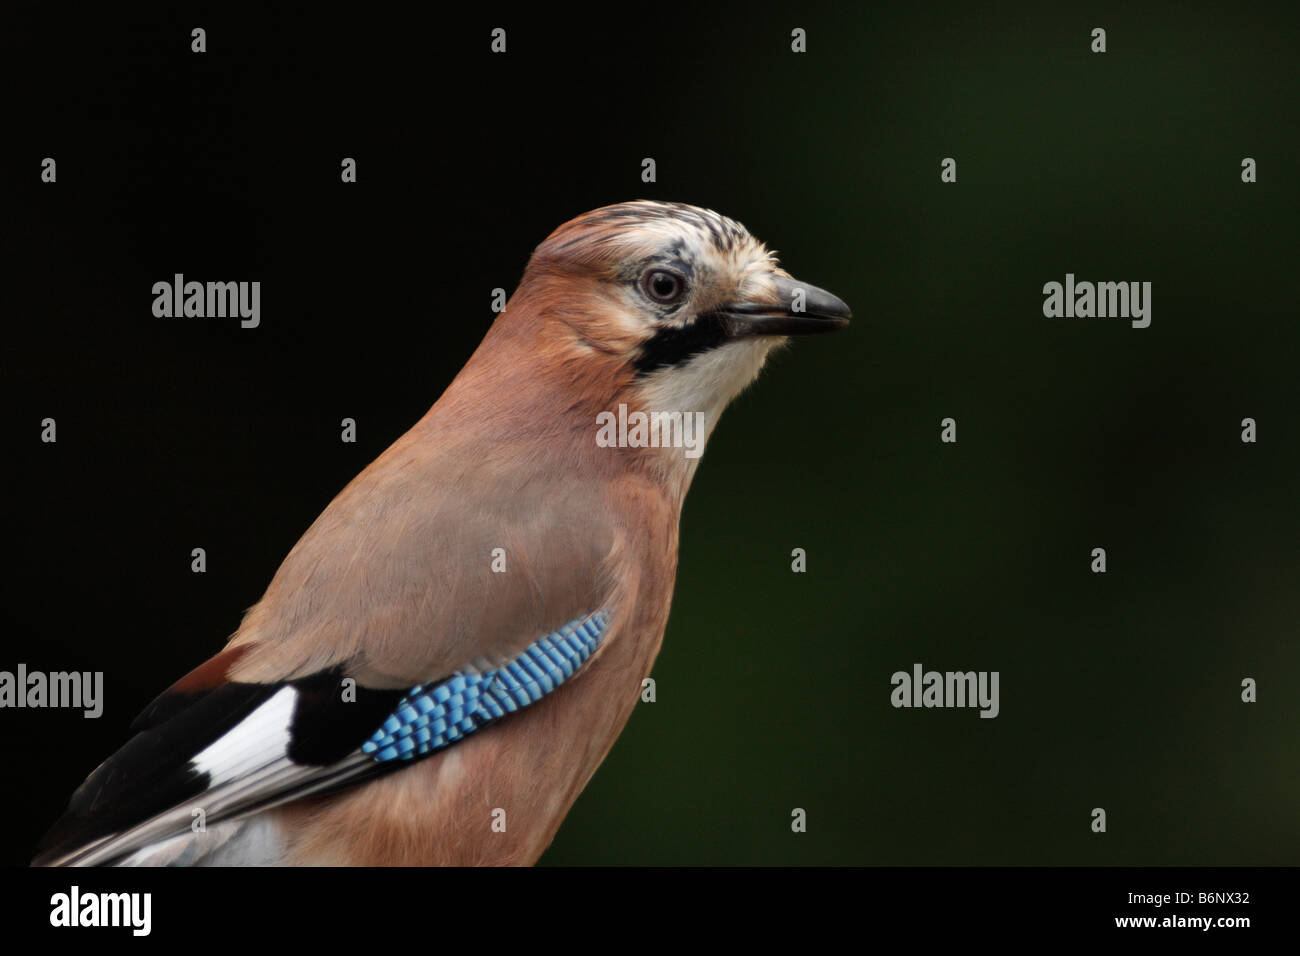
[36, 420, 645, 866]
[34, 610, 611, 866]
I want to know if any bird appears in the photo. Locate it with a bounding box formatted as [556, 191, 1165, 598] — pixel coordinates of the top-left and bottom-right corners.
[34, 200, 851, 866]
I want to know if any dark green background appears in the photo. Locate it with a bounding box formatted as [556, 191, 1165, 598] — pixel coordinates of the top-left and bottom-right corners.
[5, 4, 1297, 865]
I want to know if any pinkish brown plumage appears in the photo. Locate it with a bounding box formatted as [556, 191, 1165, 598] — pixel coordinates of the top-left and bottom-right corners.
[36, 201, 850, 866]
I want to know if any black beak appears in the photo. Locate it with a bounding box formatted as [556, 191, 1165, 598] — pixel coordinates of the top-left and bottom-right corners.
[716, 275, 852, 338]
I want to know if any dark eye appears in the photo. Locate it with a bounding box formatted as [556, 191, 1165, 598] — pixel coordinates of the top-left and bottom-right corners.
[642, 269, 686, 305]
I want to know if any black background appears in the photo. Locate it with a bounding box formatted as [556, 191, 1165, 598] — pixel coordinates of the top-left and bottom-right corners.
[4, 2, 1298, 883]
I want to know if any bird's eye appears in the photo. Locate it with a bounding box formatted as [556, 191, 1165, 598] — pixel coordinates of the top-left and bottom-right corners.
[642, 269, 686, 305]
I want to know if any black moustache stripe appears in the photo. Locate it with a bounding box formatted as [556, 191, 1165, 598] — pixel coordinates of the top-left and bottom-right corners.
[633, 313, 729, 375]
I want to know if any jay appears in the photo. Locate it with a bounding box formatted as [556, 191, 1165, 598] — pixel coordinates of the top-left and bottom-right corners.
[35, 200, 851, 866]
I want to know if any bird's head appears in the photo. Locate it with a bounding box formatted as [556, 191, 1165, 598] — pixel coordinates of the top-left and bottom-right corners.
[514, 200, 850, 415]
[447, 201, 849, 477]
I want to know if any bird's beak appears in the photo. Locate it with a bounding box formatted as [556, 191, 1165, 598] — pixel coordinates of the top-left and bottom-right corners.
[715, 275, 852, 338]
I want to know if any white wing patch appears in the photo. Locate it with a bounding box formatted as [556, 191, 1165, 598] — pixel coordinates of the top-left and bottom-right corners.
[190, 686, 297, 785]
